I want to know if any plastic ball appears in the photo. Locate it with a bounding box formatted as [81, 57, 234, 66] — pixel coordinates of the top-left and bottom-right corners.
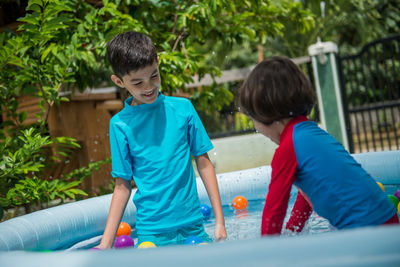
[398, 202, 400, 214]
[89, 247, 100, 251]
[388, 195, 400, 207]
[184, 236, 203, 245]
[138, 241, 156, 249]
[114, 235, 134, 249]
[377, 182, 385, 191]
[200, 204, 212, 219]
[233, 195, 248, 210]
[394, 190, 400, 201]
[117, 222, 132, 237]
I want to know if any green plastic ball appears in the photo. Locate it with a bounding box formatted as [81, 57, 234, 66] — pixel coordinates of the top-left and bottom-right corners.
[388, 195, 400, 207]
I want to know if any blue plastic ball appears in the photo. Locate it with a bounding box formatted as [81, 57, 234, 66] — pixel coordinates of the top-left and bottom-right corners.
[184, 236, 203, 245]
[200, 204, 211, 219]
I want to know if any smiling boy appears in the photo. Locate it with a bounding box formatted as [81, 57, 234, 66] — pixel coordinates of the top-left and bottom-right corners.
[97, 31, 226, 248]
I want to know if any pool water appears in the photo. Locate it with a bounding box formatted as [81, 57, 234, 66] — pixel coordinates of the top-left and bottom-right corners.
[69, 181, 399, 250]
[203, 192, 334, 243]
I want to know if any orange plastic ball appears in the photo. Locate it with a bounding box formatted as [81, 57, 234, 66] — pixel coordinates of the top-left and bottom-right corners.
[233, 196, 248, 210]
[117, 222, 132, 237]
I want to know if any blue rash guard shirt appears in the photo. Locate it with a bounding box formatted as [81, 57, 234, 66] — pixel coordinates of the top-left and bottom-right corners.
[109, 92, 214, 235]
[261, 116, 396, 235]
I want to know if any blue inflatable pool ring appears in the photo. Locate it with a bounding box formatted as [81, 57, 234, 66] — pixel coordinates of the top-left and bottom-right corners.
[0, 151, 399, 267]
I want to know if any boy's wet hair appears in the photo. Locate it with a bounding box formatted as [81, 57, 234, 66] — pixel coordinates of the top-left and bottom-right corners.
[106, 31, 157, 78]
[239, 56, 316, 125]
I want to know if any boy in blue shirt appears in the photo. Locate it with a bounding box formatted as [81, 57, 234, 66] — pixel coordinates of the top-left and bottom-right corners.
[97, 31, 227, 248]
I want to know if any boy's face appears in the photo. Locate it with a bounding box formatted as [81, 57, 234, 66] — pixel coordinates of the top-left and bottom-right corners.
[111, 60, 161, 106]
[252, 119, 283, 145]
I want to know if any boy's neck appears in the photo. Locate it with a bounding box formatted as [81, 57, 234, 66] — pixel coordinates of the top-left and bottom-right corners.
[130, 97, 142, 106]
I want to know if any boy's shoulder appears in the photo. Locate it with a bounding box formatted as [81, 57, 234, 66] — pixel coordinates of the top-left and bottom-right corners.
[164, 94, 192, 105]
[163, 95, 195, 113]
[109, 106, 132, 127]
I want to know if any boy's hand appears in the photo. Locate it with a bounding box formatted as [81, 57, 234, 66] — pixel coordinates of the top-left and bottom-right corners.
[214, 222, 227, 241]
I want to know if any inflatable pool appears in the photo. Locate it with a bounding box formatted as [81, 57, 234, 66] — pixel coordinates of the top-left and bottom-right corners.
[0, 151, 399, 266]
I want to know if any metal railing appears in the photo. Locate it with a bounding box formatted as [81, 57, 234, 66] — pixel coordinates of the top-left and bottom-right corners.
[338, 35, 400, 153]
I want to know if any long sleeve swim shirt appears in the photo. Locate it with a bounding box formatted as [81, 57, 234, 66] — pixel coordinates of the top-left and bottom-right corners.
[261, 116, 396, 235]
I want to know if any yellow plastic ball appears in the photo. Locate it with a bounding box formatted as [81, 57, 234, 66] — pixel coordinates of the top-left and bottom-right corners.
[376, 182, 385, 192]
[398, 201, 400, 214]
[138, 241, 156, 249]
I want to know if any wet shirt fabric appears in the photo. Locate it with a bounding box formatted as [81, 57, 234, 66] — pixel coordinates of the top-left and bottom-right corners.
[109, 92, 213, 235]
[261, 116, 396, 235]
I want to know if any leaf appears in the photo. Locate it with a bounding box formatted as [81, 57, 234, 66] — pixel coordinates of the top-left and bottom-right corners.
[41, 43, 56, 63]
[68, 189, 88, 196]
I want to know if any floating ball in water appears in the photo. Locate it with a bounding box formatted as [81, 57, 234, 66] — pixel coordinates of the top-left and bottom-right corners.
[233, 195, 248, 210]
[184, 236, 203, 245]
[117, 222, 132, 237]
[114, 235, 134, 249]
[138, 241, 156, 248]
[376, 182, 385, 191]
[394, 190, 400, 201]
[388, 195, 400, 207]
[398, 202, 400, 213]
[200, 204, 211, 219]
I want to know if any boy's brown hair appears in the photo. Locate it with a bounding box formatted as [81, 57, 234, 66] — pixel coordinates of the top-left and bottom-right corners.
[106, 31, 157, 79]
[239, 56, 316, 125]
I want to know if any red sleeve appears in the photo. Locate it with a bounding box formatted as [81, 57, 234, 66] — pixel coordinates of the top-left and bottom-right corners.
[261, 139, 297, 236]
[285, 189, 313, 232]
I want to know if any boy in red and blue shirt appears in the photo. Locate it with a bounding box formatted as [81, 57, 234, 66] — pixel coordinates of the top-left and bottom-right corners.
[239, 56, 398, 236]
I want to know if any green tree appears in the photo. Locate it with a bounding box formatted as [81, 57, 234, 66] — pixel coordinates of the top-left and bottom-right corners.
[266, 0, 400, 58]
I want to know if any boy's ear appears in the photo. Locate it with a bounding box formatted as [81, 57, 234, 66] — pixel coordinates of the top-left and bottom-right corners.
[111, 74, 125, 88]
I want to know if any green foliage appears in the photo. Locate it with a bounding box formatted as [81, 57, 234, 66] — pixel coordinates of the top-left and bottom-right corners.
[0, 0, 145, 128]
[0, 128, 83, 209]
[62, 157, 111, 182]
[266, 0, 400, 58]
[117, 0, 313, 112]
[0, 128, 50, 193]
[6, 177, 87, 207]
[0, 126, 111, 212]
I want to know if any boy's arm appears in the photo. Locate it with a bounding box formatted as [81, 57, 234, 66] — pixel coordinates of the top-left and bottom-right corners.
[98, 177, 132, 249]
[261, 142, 298, 236]
[195, 153, 227, 241]
[285, 189, 313, 232]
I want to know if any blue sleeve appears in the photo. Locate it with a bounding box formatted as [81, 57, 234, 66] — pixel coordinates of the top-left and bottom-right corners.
[109, 119, 133, 181]
[187, 102, 214, 156]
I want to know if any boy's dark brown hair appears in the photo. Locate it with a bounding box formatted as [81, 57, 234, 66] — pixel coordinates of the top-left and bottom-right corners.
[239, 56, 316, 125]
[106, 31, 157, 79]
